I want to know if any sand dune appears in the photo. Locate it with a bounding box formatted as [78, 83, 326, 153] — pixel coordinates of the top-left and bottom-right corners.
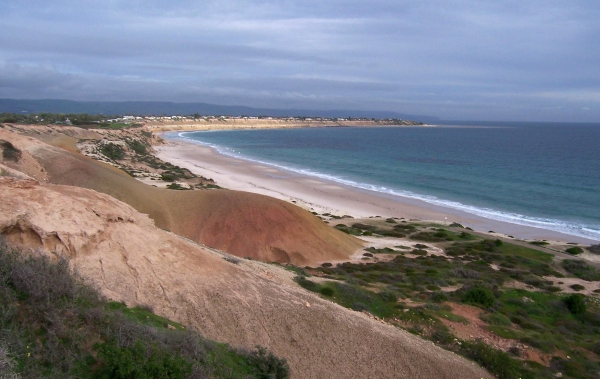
[0, 177, 490, 379]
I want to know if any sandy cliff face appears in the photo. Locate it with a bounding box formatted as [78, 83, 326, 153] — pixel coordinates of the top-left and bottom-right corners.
[1, 128, 361, 265]
[0, 177, 489, 379]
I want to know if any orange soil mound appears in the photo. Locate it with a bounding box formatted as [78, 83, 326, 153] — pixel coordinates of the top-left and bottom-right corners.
[3, 129, 361, 265]
[0, 177, 490, 379]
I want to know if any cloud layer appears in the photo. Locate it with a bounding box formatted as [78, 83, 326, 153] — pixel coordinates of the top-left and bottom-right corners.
[1, 0, 598, 121]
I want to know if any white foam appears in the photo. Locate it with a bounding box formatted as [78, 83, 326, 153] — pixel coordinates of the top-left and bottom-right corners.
[173, 131, 600, 242]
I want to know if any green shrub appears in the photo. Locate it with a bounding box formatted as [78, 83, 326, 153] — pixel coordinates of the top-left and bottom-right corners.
[569, 284, 585, 291]
[246, 346, 290, 379]
[294, 276, 320, 292]
[410, 232, 447, 242]
[320, 287, 334, 296]
[127, 140, 147, 155]
[431, 291, 448, 303]
[334, 224, 362, 236]
[352, 223, 377, 231]
[461, 341, 530, 379]
[378, 290, 397, 302]
[564, 294, 586, 315]
[481, 312, 512, 326]
[161, 172, 177, 182]
[431, 328, 455, 344]
[96, 339, 192, 379]
[463, 287, 495, 308]
[565, 247, 584, 255]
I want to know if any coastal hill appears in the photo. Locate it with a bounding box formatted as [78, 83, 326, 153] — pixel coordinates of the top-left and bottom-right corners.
[0, 125, 361, 265]
[0, 98, 441, 122]
[0, 130, 490, 378]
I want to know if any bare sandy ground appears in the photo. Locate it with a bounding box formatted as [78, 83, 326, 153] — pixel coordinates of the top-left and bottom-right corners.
[156, 136, 597, 245]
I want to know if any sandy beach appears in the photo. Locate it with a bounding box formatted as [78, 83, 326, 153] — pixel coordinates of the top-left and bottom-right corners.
[156, 134, 597, 245]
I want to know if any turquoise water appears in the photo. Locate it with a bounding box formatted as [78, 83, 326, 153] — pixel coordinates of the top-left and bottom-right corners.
[170, 123, 600, 241]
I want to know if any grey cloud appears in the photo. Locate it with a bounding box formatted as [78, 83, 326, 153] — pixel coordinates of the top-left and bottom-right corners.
[0, 0, 599, 121]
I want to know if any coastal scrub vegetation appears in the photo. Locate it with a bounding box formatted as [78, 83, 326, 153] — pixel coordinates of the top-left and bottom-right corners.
[294, 219, 600, 379]
[0, 112, 132, 128]
[0, 239, 289, 379]
[100, 143, 125, 160]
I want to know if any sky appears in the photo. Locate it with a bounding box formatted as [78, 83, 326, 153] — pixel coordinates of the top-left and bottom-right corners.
[0, 0, 599, 122]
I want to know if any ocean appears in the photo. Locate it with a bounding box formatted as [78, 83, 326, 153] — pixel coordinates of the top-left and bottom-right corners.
[172, 122, 600, 242]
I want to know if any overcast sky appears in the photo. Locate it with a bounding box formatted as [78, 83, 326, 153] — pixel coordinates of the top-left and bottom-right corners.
[0, 1, 598, 121]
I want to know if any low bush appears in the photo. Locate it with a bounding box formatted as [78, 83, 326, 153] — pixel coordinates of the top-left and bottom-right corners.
[161, 172, 177, 182]
[126, 139, 148, 155]
[564, 294, 586, 315]
[410, 231, 449, 242]
[378, 290, 397, 302]
[431, 328, 455, 344]
[96, 339, 192, 379]
[431, 291, 448, 303]
[463, 287, 495, 308]
[570, 284, 585, 291]
[481, 312, 512, 326]
[352, 223, 377, 231]
[565, 246, 584, 255]
[334, 224, 362, 236]
[461, 340, 531, 379]
[294, 276, 320, 292]
[245, 346, 290, 379]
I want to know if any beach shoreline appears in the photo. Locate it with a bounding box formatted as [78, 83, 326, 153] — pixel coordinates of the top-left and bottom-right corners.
[156, 131, 598, 245]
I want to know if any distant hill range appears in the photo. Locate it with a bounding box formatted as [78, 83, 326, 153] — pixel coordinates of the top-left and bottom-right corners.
[0, 98, 440, 123]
